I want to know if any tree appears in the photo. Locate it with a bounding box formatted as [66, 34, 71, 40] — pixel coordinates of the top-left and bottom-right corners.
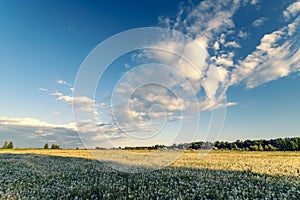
[258, 144, 264, 151]
[265, 144, 278, 151]
[287, 141, 298, 151]
[44, 143, 49, 149]
[2, 141, 8, 149]
[51, 144, 60, 149]
[214, 141, 222, 149]
[225, 142, 234, 150]
[249, 145, 259, 151]
[235, 140, 243, 149]
[7, 141, 13, 149]
[2, 141, 13, 149]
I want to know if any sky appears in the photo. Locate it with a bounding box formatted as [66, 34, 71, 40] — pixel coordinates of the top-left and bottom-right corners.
[0, 0, 299, 148]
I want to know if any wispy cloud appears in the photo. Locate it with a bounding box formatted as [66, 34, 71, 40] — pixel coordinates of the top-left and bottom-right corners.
[252, 17, 267, 27]
[38, 87, 48, 92]
[231, 16, 300, 88]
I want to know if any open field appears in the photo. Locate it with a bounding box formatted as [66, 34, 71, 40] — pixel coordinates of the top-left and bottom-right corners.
[0, 149, 299, 177]
[0, 150, 299, 199]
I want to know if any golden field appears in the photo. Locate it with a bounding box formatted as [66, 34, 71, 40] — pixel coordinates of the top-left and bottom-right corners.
[1, 149, 299, 178]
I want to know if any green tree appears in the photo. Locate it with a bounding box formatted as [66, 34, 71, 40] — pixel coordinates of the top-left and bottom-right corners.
[287, 141, 298, 151]
[44, 143, 49, 149]
[2, 141, 13, 149]
[51, 144, 60, 149]
[7, 141, 13, 149]
[2, 141, 8, 149]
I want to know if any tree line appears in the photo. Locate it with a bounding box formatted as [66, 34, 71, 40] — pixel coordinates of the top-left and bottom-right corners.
[1, 137, 299, 151]
[1, 141, 14, 149]
[123, 137, 300, 151]
[213, 137, 300, 151]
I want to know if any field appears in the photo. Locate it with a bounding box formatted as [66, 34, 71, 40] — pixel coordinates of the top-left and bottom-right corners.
[0, 149, 299, 199]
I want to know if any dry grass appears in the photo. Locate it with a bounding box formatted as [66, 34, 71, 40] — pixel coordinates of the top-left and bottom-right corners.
[173, 150, 300, 177]
[0, 149, 93, 159]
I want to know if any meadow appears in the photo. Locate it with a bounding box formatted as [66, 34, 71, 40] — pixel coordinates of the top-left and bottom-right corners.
[0, 149, 299, 199]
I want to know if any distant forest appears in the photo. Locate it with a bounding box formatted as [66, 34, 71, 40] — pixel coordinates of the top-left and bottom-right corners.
[123, 137, 300, 151]
[1, 137, 299, 151]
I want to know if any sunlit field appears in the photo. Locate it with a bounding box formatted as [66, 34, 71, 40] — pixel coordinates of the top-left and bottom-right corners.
[1, 149, 299, 177]
[0, 149, 299, 199]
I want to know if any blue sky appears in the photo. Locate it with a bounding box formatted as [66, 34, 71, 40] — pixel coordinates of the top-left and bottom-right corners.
[0, 0, 299, 148]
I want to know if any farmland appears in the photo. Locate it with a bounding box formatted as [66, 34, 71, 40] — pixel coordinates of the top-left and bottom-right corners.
[0, 150, 299, 199]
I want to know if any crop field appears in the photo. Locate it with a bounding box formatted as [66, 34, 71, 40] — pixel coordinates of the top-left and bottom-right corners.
[0, 150, 299, 199]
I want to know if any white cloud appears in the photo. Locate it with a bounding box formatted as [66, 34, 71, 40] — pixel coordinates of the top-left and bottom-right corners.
[211, 55, 234, 67]
[51, 92, 97, 115]
[213, 41, 220, 51]
[220, 33, 226, 44]
[137, 0, 242, 113]
[38, 87, 48, 92]
[224, 41, 241, 48]
[283, 1, 300, 20]
[0, 115, 128, 148]
[57, 79, 71, 86]
[208, 101, 237, 110]
[124, 63, 131, 69]
[250, 0, 259, 5]
[231, 16, 300, 88]
[0, 116, 80, 148]
[238, 30, 249, 39]
[162, 0, 240, 42]
[252, 17, 267, 27]
[0, 116, 76, 130]
[157, 0, 300, 104]
[146, 40, 185, 65]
